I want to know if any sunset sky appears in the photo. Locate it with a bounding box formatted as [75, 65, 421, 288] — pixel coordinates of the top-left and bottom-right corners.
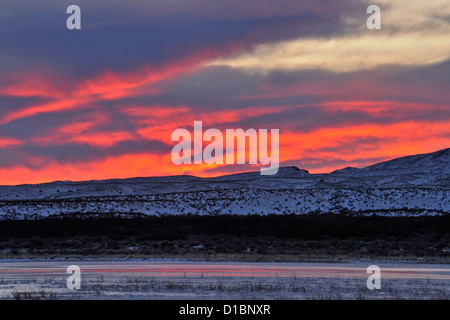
[1, 0, 449, 185]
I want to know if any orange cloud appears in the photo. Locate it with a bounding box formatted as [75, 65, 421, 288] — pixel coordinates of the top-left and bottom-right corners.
[280, 120, 450, 172]
[0, 153, 212, 185]
[0, 74, 65, 98]
[29, 110, 137, 148]
[1, 118, 449, 185]
[0, 44, 240, 126]
[0, 97, 91, 126]
[0, 137, 23, 148]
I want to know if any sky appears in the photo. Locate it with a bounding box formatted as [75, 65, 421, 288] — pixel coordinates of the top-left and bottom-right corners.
[0, 0, 449, 185]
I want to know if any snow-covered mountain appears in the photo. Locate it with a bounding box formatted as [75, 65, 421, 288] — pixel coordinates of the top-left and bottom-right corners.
[364, 148, 450, 174]
[330, 148, 450, 188]
[0, 148, 448, 220]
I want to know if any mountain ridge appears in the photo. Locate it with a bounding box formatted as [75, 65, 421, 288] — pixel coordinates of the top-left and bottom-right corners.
[1, 148, 448, 187]
[0, 148, 448, 220]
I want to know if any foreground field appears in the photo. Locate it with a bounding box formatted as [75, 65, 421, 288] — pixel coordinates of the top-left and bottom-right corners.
[1, 214, 448, 300]
[0, 260, 448, 300]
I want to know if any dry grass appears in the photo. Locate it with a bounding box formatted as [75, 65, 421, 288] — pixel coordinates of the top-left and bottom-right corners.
[2, 274, 448, 300]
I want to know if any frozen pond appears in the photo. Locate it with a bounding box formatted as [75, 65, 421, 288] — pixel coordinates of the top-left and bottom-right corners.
[0, 260, 449, 299]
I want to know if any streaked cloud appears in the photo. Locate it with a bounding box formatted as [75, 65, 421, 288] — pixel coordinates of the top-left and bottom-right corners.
[206, 34, 450, 73]
[207, 0, 450, 73]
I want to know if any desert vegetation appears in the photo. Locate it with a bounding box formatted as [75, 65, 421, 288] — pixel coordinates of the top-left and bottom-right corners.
[0, 214, 448, 262]
[2, 274, 448, 300]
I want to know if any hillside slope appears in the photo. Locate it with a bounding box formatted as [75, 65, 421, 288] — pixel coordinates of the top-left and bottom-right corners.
[0, 148, 448, 219]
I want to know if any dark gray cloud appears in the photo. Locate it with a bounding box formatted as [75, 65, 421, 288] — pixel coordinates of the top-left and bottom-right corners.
[0, 0, 357, 80]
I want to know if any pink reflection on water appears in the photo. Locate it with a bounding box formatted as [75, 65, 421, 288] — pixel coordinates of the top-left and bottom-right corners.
[0, 263, 449, 280]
